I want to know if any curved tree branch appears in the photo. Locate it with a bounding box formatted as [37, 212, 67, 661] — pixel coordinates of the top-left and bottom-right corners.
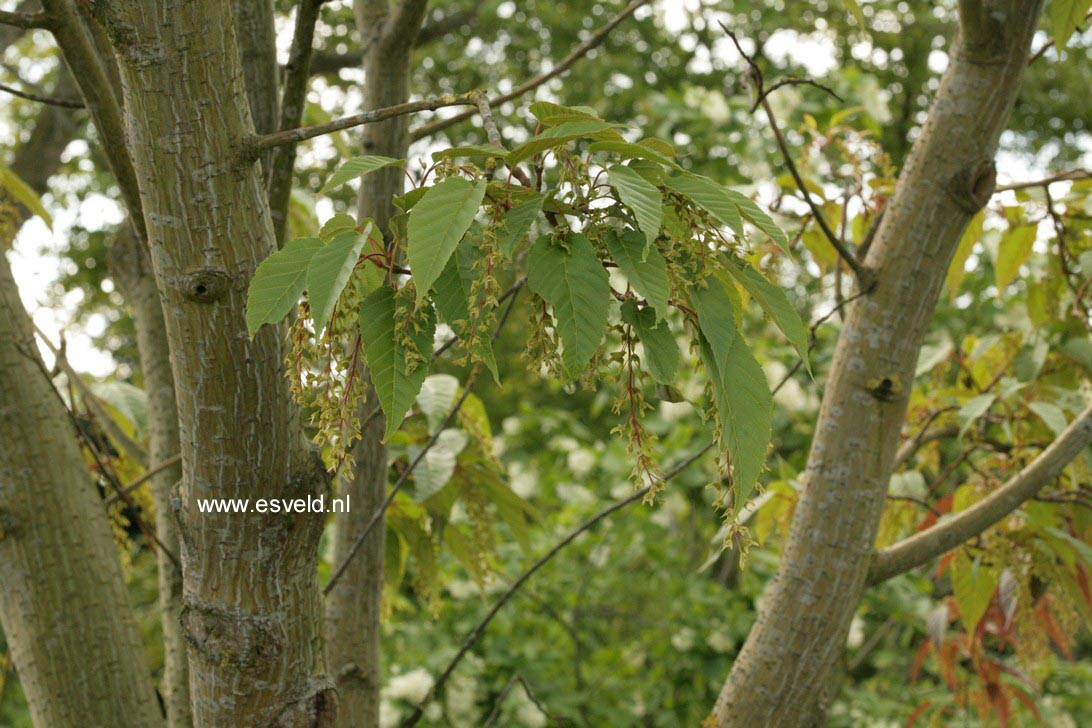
[267, 0, 323, 246]
[243, 91, 480, 158]
[0, 8, 47, 28]
[408, 0, 651, 141]
[0, 79, 83, 107]
[868, 401, 1092, 585]
[39, 0, 144, 239]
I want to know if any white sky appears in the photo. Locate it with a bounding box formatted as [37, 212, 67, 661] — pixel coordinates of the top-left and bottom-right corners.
[4, 0, 1087, 379]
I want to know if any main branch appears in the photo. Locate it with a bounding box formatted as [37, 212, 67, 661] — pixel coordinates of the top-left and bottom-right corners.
[408, 0, 651, 141]
[243, 92, 481, 160]
[868, 401, 1092, 584]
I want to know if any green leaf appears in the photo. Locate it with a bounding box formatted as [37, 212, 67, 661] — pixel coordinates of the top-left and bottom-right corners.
[407, 177, 488, 303]
[412, 429, 469, 502]
[958, 393, 996, 439]
[320, 155, 403, 193]
[528, 101, 603, 125]
[527, 233, 610, 381]
[995, 225, 1036, 290]
[476, 467, 536, 554]
[638, 137, 677, 157]
[844, 0, 867, 29]
[505, 120, 621, 165]
[951, 551, 997, 633]
[724, 259, 810, 372]
[621, 299, 679, 385]
[432, 144, 508, 162]
[588, 140, 680, 168]
[495, 192, 545, 259]
[691, 277, 773, 506]
[307, 226, 370, 337]
[318, 213, 358, 241]
[246, 236, 324, 337]
[606, 230, 670, 319]
[1029, 401, 1068, 436]
[663, 174, 743, 237]
[724, 189, 791, 254]
[359, 286, 436, 441]
[946, 211, 984, 298]
[608, 165, 663, 249]
[1051, 0, 1092, 48]
[394, 185, 429, 212]
[431, 236, 500, 383]
[91, 381, 148, 435]
[416, 375, 460, 433]
[0, 163, 52, 230]
[1045, 526, 1092, 566]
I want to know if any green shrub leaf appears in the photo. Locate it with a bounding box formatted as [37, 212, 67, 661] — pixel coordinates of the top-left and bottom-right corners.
[359, 286, 436, 441]
[246, 236, 324, 337]
[408, 177, 488, 303]
[307, 226, 371, 337]
[527, 233, 610, 381]
[621, 299, 679, 385]
[724, 259, 810, 373]
[607, 230, 670, 319]
[608, 165, 663, 250]
[320, 155, 403, 193]
[692, 276, 773, 506]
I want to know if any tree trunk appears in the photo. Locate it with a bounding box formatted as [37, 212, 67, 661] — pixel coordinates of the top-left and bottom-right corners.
[88, 1, 335, 725]
[0, 248, 163, 728]
[0, 64, 162, 727]
[232, 0, 279, 174]
[711, 2, 1044, 724]
[325, 4, 426, 725]
[109, 228, 191, 728]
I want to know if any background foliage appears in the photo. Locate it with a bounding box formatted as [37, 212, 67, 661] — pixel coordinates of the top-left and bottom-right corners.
[2, 0, 1091, 726]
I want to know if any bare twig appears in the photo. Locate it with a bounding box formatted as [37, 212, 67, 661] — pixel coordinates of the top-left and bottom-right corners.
[324, 383, 476, 596]
[399, 441, 712, 727]
[245, 92, 482, 159]
[308, 6, 481, 75]
[0, 9, 47, 28]
[268, 0, 323, 245]
[1028, 10, 1091, 64]
[32, 324, 149, 466]
[720, 22, 873, 289]
[869, 401, 1092, 585]
[0, 79, 84, 108]
[483, 674, 520, 728]
[752, 77, 843, 112]
[409, 0, 651, 141]
[104, 454, 183, 506]
[13, 339, 181, 573]
[995, 168, 1090, 192]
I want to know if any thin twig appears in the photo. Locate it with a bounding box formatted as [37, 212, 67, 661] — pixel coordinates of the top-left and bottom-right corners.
[32, 324, 148, 466]
[0, 80, 84, 108]
[0, 9, 47, 28]
[752, 77, 843, 112]
[104, 454, 183, 506]
[473, 91, 534, 186]
[12, 340, 181, 573]
[1028, 10, 1091, 64]
[245, 92, 482, 159]
[267, 0, 323, 245]
[483, 673, 520, 727]
[409, 0, 651, 141]
[399, 443, 712, 727]
[324, 383, 476, 596]
[720, 22, 872, 288]
[994, 169, 1090, 192]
